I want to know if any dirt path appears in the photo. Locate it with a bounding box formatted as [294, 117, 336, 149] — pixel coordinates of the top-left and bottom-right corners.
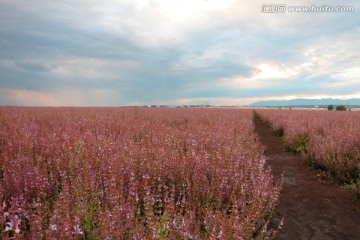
[253, 115, 360, 240]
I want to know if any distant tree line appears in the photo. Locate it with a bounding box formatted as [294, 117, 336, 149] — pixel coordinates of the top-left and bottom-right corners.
[327, 105, 347, 111]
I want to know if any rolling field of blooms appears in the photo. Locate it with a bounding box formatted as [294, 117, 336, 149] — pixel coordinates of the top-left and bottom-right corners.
[0, 107, 280, 239]
[256, 109, 360, 186]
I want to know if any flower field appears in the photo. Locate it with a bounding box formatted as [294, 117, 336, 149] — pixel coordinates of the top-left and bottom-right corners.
[256, 109, 360, 186]
[0, 107, 280, 239]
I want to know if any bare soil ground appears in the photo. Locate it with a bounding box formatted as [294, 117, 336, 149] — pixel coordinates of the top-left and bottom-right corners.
[254, 115, 360, 240]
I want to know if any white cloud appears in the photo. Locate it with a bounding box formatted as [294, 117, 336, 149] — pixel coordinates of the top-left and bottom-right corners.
[322, 67, 360, 88]
[217, 62, 298, 90]
[296, 31, 360, 75]
[32, 0, 265, 48]
[334, 67, 360, 81]
[252, 64, 298, 80]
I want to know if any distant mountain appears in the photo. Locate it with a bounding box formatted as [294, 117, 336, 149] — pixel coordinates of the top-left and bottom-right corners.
[248, 98, 360, 107]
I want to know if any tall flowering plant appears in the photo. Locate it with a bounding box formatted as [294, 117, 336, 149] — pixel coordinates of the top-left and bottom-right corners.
[0, 107, 280, 239]
[257, 109, 360, 185]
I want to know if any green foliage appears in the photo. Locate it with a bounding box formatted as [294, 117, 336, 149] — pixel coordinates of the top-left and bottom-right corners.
[80, 198, 101, 240]
[343, 182, 360, 204]
[356, 191, 360, 202]
[158, 212, 169, 240]
[336, 105, 347, 111]
[305, 156, 326, 171]
[327, 105, 334, 111]
[286, 135, 309, 153]
[307, 156, 360, 187]
[275, 128, 284, 137]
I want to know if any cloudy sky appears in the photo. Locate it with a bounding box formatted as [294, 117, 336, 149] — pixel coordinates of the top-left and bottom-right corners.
[0, 0, 359, 106]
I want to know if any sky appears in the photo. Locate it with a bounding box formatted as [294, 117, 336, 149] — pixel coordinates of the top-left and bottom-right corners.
[0, 0, 359, 106]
